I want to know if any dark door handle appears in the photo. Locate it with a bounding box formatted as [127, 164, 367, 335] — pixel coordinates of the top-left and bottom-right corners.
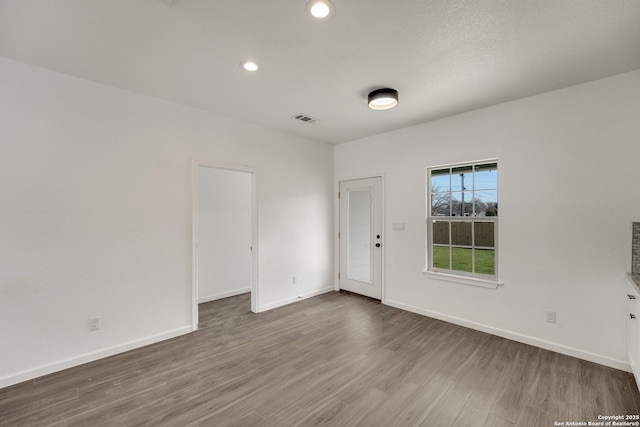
[632, 314, 637, 319]
[629, 294, 637, 300]
[376, 235, 381, 239]
[375, 243, 381, 248]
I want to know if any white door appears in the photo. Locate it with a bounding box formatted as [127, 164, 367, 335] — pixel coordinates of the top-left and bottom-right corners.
[339, 177, 382, 299]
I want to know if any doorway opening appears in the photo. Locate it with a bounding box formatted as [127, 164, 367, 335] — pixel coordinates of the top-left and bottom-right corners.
[192, 162, 258, 330]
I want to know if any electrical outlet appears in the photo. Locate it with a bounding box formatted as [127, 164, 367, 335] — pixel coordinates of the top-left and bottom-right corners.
[545, 311, 556, 324]
[88, 316, 101, 331]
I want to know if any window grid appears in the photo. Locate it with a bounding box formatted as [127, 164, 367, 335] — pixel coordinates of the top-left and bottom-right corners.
[427, 161, 498, 279]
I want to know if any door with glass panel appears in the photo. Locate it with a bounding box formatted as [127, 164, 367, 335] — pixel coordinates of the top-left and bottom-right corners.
[339, 177, 382, 299]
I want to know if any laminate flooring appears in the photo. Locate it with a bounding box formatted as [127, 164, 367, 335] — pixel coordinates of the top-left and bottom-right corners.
[1, 291, 638, 426]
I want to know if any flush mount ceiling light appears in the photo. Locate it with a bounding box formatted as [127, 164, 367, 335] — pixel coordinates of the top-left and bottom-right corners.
[306, 0, 335, 19]
[240, 60, 260, 72]
[368, 88, 399, 110]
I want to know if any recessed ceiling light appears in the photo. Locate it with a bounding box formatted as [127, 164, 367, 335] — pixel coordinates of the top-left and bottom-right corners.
[306, 0, 335, 19]
[368, 88, 399, 110]
[240, 60, 260, 72]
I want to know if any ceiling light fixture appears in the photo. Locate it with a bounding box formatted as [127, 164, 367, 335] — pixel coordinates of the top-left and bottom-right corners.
[240, 60, 260, 72]
[306, 0, 335, 19]
[368, 88, 399, 110]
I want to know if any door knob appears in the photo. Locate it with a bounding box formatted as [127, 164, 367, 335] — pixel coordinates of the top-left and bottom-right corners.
[375, 243, 381, 247]
[376, 234, 381, 239]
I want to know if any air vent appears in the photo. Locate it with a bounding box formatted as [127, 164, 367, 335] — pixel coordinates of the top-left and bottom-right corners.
[291, 114, 318, 124]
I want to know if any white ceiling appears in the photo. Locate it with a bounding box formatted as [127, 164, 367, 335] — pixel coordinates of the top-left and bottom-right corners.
[1, 0, 639, 144]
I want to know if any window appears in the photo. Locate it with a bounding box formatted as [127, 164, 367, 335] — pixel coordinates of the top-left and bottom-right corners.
[426, 160, 498, 281]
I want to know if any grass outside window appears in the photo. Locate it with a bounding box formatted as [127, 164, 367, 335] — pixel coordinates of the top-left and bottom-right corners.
[432, 246, 495, 275]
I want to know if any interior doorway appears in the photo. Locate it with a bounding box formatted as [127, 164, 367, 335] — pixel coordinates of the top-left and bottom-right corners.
[338, 176, 383, 300]
[192, 162, 257, 329]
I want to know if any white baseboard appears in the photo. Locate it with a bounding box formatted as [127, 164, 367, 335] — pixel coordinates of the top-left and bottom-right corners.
[198, 288, 251, 304]
[0, 326, 192, 390]
[384, 299, 631, 373]
[258, 287, 334, 312]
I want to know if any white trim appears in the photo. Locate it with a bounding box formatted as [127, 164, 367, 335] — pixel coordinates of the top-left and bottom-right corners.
[258, 287, 334, 312]
[251, 171, 259, 314]
[423, 270, 503, 289]
[191, 160, 259, 331]
[191, 161, 199, 330]
[0, 326, 192, 389]
[384, 299, 631, 373]
[427, 157, 499, 171]
[198, 288, 251, 304]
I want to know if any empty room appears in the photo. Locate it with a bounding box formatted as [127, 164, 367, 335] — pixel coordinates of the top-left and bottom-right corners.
[1, 0, 640, 426]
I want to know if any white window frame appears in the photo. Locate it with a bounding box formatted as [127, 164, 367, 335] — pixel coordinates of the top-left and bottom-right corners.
[424, 159, 502, 289]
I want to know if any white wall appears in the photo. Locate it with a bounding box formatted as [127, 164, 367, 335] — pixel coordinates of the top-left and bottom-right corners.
[0, 57, 334, 388]
[335, 70, 640, 370]
[197, 167, 252, 303]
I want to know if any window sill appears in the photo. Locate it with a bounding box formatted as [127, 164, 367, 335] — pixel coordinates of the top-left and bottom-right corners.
[423, 270, 504, 289]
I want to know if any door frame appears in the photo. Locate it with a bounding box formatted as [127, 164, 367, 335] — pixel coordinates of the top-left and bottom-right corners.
[191, 160, 259, 331]
[335, 174, 385, 302]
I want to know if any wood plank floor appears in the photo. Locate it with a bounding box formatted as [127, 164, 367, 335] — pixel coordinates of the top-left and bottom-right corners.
[1, 291, 638, 426]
